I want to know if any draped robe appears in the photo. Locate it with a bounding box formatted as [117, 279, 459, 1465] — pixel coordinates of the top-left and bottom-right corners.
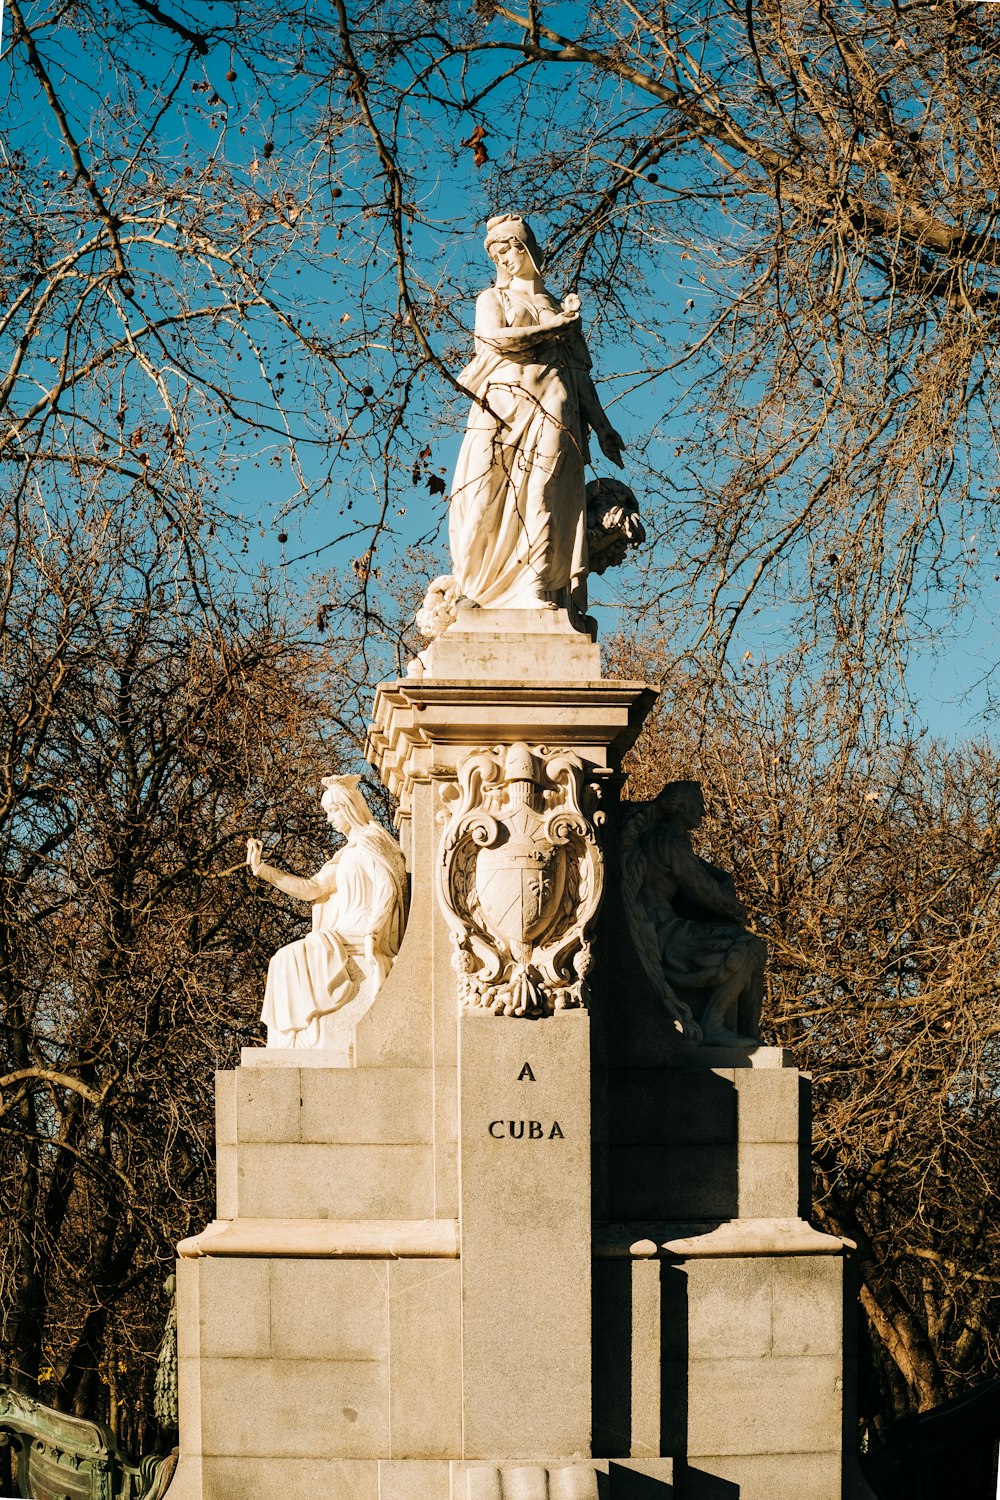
[449, 286, 597, 610]
[260, 828, 405, 1047]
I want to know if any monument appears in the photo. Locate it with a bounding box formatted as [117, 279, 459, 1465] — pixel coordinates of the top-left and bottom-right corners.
[166, 214, 871, 1499]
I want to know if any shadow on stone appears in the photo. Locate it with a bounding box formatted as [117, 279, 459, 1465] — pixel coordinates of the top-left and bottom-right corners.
[676, 1463, 741, 1497]
[660, 1263, 688, 1455]
[594, 1258, 633, 1455]
[603, 1462, 675, 1495]
[603, 1064, 739, 1225]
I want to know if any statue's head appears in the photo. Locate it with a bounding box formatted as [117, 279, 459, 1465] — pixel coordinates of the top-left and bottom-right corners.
[484, 213, 544, 286]
[320, 774, 371, 831]
[655, 779, 705, 829]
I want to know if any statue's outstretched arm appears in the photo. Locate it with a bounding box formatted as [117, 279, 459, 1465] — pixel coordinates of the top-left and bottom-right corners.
[246, 838, 336, 905]
[256, 865, 334, 904]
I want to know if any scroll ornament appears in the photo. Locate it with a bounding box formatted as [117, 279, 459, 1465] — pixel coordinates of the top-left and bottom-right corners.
[437, 743, 605, 1017]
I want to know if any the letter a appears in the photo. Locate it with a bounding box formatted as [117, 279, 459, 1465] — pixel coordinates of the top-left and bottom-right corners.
[517, 1062, 536, 1082]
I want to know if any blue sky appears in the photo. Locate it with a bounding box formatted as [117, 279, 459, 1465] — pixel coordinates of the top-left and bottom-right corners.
[3, 0, 997, 742]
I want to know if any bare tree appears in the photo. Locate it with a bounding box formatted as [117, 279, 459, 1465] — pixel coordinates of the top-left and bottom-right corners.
[0, 493, 352, 1445]
[610, 636, 1000, 1436]
[0, 0, 452, 606]
[301, 0, 1000, 696]
[9, 0, 999, 697]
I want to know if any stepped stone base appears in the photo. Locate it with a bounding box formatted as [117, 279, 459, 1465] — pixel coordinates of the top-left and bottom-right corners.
[167, 650, 868, 1500]
[168, 1456, 680, 1500]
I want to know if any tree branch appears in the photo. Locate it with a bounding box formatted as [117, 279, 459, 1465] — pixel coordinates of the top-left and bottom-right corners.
[7, 0, 129, 280]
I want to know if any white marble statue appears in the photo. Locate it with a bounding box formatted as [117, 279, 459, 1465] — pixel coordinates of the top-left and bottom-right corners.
[448, 212, 626, 619]
[246, 776, 407, 1048]
[622, 780, 766, 1046]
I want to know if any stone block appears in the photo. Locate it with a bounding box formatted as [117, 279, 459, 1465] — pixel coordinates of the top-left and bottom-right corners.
[175, 1256, 201, 1360]
[235, 1141, 434, 1219]
[674, 1046, 793, 1070]
[297, 1066, 433, 1144]
[387, 1258, 461, 1456]
[240, 1047, 352, 1069]
[630, 1259, 663, 1458]
[683, 1450, 841, 1500]
[737, 1141, 801, 1217]
[684, 1355, 843, 1457]
[592, 1259, 633, 1458]
[735, 1068, 801, 1143]
[198, 1256, 271, 1358]
[460, 1011, 592, 1458]
[234, 1065, 302, 1143]
[198, 1355, 389, 1458]
[378, 1459, 451, 1500]
[270, 1259, 387, 1361]
[176, 1357, 202, 1457]
[607, 1144, 739, 1221]
[353, 973, 435, 1069]
[608, 1070, 737, 1146]
[199, 1456, 378, 1500]
[422, 608, 602, 681]
[594, 1251, 840, 1463]
[215, 1144, 236, 1219]
[214, 1071, 236, 1146]
[684, 1258, 773, 1363]
[352, 782, 436, 1072]
[771, 1257, 844, 1358]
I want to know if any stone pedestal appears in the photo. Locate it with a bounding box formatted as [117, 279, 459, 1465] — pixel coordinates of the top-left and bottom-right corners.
[167, 610, 868, 1500]
[460, 1012, 592, 1459]
[592, 1052, 849, 1497]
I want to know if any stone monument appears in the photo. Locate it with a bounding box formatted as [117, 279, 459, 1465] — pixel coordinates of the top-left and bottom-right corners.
[167, 215, 872, 1500]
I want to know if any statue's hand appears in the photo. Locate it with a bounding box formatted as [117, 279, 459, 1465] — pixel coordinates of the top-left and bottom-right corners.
[246, 837, 264, 876]
[598, 426, 626, 468]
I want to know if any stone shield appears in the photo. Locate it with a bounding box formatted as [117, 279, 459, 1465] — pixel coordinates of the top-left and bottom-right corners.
[475, 828, 567, 959]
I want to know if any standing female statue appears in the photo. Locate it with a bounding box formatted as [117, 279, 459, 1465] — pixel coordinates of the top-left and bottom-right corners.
[246, 775, 407, 1048]
[449, 213, 626, 619]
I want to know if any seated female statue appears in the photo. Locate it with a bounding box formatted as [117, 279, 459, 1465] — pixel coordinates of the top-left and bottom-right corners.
[246, 775, 406, 1049]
